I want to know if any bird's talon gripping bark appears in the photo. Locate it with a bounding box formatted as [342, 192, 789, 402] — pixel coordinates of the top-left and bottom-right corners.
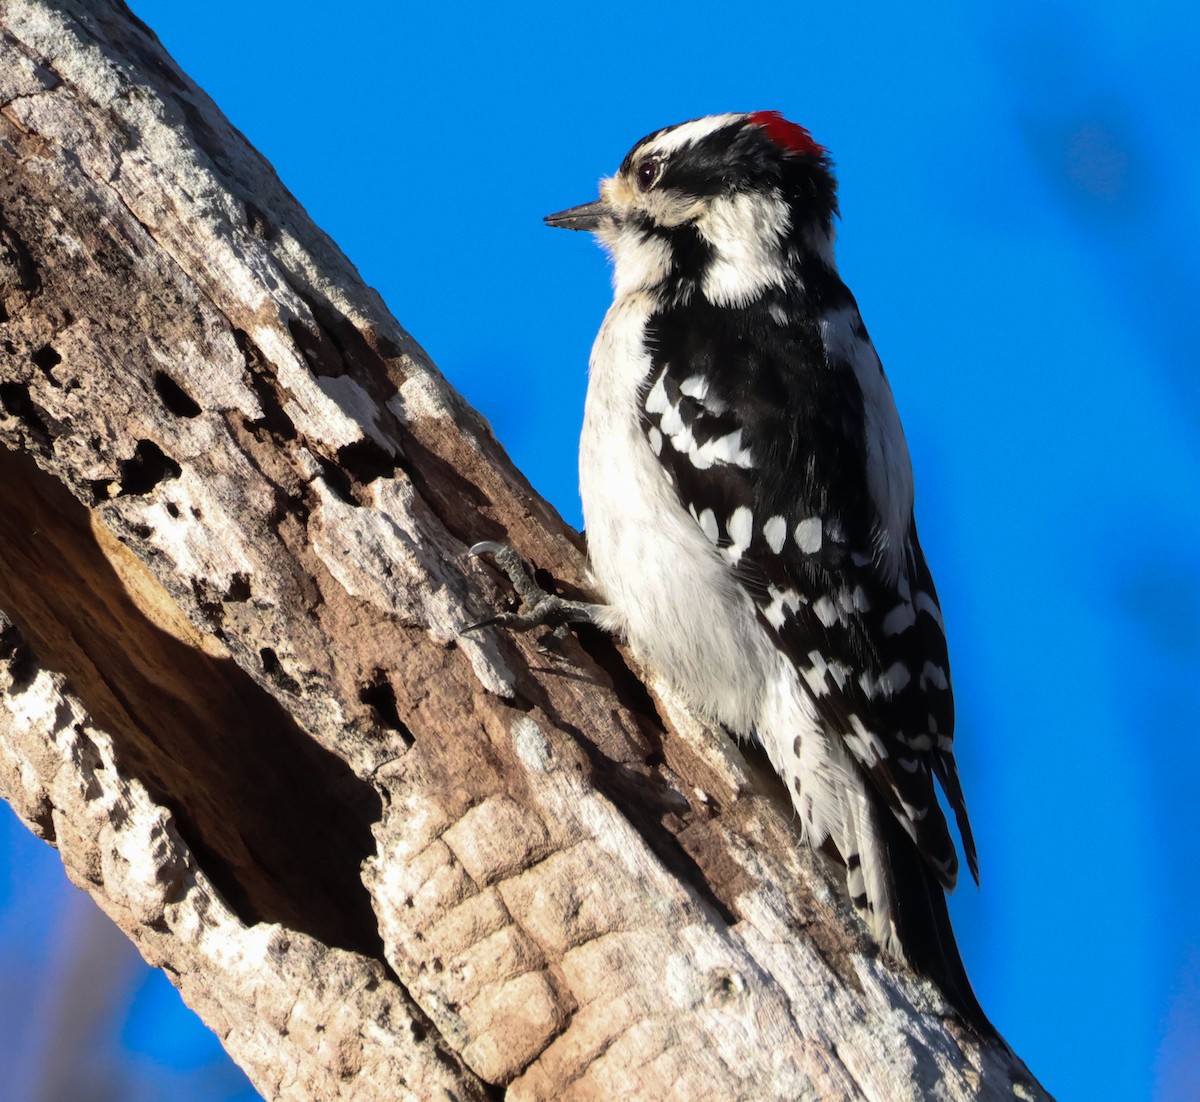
[465, 542, 598, 635]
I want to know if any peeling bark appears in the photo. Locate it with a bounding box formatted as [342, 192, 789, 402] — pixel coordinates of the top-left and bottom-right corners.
[0, 2, 1051, 1099]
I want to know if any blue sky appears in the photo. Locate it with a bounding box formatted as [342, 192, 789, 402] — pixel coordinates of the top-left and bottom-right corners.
[2, 1, 1197, 1098]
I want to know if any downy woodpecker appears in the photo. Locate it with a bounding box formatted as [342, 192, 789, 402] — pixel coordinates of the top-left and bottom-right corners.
[472, 112, 987, 1030]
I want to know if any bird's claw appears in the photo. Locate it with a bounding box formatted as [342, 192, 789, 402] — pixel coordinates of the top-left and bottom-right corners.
[465, 541, 596, 636]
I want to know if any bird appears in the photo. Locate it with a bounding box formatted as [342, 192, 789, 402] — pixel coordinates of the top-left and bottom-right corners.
[470, 111, 988, 1031]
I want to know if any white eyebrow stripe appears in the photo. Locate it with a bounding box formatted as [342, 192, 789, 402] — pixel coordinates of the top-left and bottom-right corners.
[641, 113, 747, 157]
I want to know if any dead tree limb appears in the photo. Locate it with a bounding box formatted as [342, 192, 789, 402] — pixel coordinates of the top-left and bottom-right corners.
[0, 1, 1050, 1098]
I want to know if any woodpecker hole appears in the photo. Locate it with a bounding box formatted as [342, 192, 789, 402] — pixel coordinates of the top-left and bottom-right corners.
[244, 200, 274, 240]
[0, 381, 50, 439]
[236, 328, 298, 442]
[31, 344, 61, 374]
[314, 455, 356, 506]
[225, 573, 252, 602]
[359, 674, 414, 747]
[337, 438, 400, 487]
[287, 316, 338, 374]
[0, 621, 40, 694]
[117, 440, 182, 497]
[259, 647, 301, 695]
[154, 371, 202, 418]
[190, 579, 226, 632]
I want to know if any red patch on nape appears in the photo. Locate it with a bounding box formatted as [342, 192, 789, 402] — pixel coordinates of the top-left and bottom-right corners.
[747, 110, 825, 156]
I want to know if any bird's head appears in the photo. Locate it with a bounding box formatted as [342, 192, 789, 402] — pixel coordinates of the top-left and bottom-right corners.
[546, 112, 839, 305]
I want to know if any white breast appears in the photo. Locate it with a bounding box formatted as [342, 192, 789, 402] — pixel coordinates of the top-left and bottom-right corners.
[580, 292, 778, 733]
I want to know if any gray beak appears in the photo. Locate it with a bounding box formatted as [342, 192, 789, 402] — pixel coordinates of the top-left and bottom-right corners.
[544, 199, 609, 231]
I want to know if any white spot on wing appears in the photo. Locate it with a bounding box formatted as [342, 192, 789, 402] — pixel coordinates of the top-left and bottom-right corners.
[648, 370, 749, 468]
[677, 373, 728, 415]
[813, 595, 838, 627]
[882, 602, 916, 636]
[763, 584, 803, 629]
[644, 369, 670, 415]
[837, 586, 870, 615]
[763, 515, 786, 554]
[698, 508, 719, 544]
[900, 798, 928, 822]
[794, 517, 822, 554]
[672, 426, 695, 454]
[914, 590, 945, 630]
[648, 426, 663, 455]
[802, 651, 832, 696]
[847, 715, 890, 764]
[801, 649, 848, 698]
[727, 506, 753, 559]
[659, 402, 684, 436]
[919, 662, 949, 691]
[690, 429, 753, 469]
[858, 661, 910, 699]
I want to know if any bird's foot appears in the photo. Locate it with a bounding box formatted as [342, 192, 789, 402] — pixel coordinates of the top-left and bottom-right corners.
[465, 541, 601, 638]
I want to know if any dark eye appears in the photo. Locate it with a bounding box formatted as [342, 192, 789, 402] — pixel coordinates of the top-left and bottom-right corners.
[636, 158, 662, 192]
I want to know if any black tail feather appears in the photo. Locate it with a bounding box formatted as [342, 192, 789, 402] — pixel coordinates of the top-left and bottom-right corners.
[877, 801, 995, 1037]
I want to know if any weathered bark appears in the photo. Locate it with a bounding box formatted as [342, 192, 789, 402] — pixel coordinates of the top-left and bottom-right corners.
[0, 2, 1050, 1099]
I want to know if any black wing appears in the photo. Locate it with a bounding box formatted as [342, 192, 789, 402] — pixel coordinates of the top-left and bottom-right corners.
[641, 293, 977, 889]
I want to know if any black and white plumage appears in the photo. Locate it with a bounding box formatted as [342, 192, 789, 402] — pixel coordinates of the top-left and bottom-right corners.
[475, 112, 986, 1028]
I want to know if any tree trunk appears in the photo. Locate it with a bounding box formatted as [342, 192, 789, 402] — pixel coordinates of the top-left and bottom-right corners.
[0, 2, 1050, 1098]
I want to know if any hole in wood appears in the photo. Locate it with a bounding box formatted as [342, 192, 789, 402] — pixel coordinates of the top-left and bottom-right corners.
[117, 439, 182, 496]
[153, 371, 202, 418]
[359, 673, 415, 747]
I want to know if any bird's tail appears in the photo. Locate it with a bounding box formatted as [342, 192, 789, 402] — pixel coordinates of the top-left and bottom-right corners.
[871, 795, 995, 1037]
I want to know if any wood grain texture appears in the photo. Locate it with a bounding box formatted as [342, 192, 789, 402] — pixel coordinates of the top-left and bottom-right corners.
[0, 1, 1050, 1098]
